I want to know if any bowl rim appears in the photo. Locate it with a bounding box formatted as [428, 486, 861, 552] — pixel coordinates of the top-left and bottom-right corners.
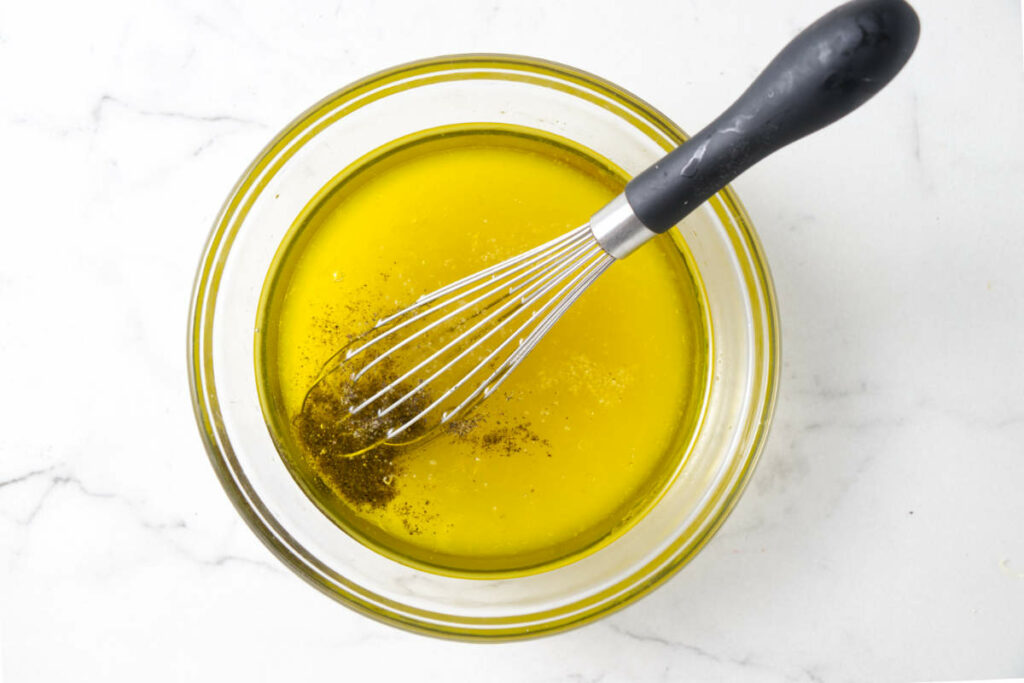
[188, 52, 780, 641]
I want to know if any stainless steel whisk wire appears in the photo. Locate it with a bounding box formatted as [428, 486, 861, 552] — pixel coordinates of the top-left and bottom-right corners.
[345, 224, 613, 438]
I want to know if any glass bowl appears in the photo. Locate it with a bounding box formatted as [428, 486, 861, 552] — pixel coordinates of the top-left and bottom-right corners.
[188, 54, 779, 640]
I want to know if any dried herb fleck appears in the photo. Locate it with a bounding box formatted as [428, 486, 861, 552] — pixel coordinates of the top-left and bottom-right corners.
[292, 287, 554, 517]
[293, 354, 430, 509]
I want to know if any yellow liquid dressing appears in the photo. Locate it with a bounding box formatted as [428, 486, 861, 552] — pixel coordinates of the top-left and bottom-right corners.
[256, 124, 710, 576]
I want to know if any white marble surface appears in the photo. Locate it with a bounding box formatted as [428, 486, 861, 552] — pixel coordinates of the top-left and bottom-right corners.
[1, 0, 1023, 680]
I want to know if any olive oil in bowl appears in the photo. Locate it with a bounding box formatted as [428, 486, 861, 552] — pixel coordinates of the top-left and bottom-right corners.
[256, 124, 710, 577]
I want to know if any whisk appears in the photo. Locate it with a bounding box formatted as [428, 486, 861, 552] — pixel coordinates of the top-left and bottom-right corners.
[307, 0, 919, 452]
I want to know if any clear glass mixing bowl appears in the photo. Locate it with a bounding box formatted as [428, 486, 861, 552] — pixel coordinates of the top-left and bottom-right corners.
[188, 54, 779, 640]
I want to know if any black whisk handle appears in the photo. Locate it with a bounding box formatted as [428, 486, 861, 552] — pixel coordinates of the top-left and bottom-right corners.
[624, 0, 920, 233]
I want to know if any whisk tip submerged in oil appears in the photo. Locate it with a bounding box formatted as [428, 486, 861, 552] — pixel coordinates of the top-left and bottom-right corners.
[301, 223, 614, 454]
